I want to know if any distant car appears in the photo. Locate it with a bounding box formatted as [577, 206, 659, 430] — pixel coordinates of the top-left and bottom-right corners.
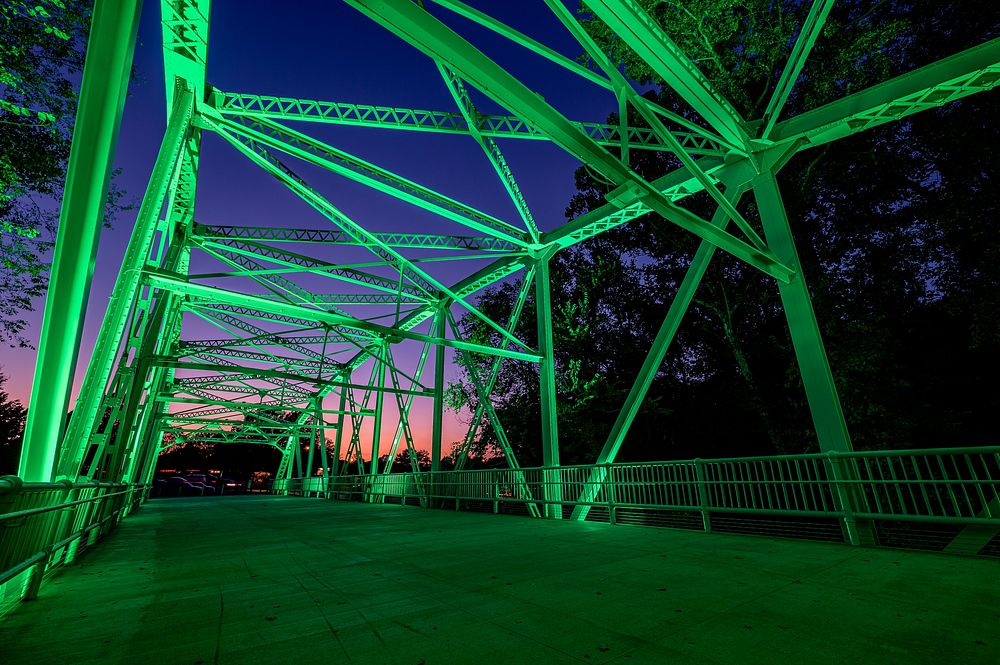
[185, 474, 243, 494]
[182, 477, 216, 495]
[217, 478, 245, 493]
[184, 473, 214, 487]
[164, 476, 202, 496]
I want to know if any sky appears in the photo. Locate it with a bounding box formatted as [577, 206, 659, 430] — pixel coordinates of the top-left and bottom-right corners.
[1, 0, 627, 460]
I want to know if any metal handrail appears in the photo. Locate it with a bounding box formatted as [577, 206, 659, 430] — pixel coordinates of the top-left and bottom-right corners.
[0, 489, 133, 523]
[275, 446, 1000, 535]
[0, 480, 148, 614]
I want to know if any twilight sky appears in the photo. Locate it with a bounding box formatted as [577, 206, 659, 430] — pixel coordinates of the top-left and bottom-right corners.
[2, 0, 629, 458]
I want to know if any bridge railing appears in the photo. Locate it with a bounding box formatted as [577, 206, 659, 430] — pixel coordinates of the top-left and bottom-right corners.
[0, 478, 147, 614]
[274, 447, 1000, 546]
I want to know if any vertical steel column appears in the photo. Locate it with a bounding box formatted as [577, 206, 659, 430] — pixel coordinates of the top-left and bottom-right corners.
[535, 255, 562, 518]
[431, 307, 446, 472]
[293, 430, 304, 478]
[371, 345, 386, 476]
[18, 0, 143, 481]
[304, 422, 317, 482]
[430, 307, 447, 508]
[332, 383, 347, 478]
[752, 171, 866, 545]
[314, 400, 328, 494]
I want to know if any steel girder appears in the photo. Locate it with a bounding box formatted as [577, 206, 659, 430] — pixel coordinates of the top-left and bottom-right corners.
[21, 0, 999, 535]
[18, 0, 144, 481]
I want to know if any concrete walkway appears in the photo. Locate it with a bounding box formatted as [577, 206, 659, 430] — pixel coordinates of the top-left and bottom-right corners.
[1, 496, 998, 664]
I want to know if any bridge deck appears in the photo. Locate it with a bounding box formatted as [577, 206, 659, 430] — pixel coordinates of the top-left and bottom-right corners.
[1, 496, 997, 664]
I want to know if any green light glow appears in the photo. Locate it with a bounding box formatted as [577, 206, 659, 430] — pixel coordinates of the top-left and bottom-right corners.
[17, 0, 1000, 552]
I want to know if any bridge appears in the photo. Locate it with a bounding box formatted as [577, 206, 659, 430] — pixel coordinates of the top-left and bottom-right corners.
[2, 0, 1000, 662]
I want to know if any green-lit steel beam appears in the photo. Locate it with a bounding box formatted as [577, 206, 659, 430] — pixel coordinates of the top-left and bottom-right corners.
[18, 0, 143, 481]
[157, 395, 366, 415]
[256, 293, 427, 306]
[455, 267, 534, 471]
[535, 255, 561, 518]
[180, 333, 363, 351]
[436, 64, 540, 241]
[541, 40, 1000, 258]
[193, 223, 517, 251]
[430, 0, 613, 89]
[370, 341, 386, 477]
[389, 256, 526, 334]
[343, 0, 792, 282]
[381, 342, 431, 475]
[209, 123, 536, 352]
[217, 116, 528, 244]
[178, 346, 345, 373]
[213, 92, 726, 157]
[148, 271, 542, 362]
[430, 307, 446, 472]
[192, 307, 338, 362]
[753, 172, 851, 453]
[445, 309, 540, 517]
[570, 189, 743, 521]
[768, 36, 1000, 148]
[157, 358, 434, 398]
[194, 237, 432, 298]
[331, 384, 347, 476]
[541, 0, 738, 158]
[581, 0, 749, 148]
[52, 88, 194, 481]
[760, 0, 835, 138]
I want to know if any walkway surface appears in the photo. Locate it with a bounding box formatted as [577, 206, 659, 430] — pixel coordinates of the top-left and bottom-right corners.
[1, 496, 998, 664]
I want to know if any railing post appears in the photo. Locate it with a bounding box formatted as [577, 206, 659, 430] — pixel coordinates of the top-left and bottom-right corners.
[64, 534, 81, 566]
[606, 463, 616, 526]
[493, 475, 500, 514]
[23, 556, 47, 601]
[695, 459, 712, 533]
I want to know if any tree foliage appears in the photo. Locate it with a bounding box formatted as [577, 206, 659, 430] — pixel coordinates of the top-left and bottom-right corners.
[448, 1, 1000, 466]
[0, 367, 27, 474]
[0, 0, 131, 347]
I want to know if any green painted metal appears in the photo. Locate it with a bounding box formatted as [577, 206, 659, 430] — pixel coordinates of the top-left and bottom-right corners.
[454, 267, 534, 471]
[18, 0, 143, 482]
[280, 446, 1000, 529]
[56, 88, 194, 479]
[753, 173, 852, 454]
[760, 0, 835, 138]
[193, 223, 518, 252]
[430, 308, 446, 473]
[18, 0, 999, 537]
[344, 0, 792, 282]
[214, 92, 727, 157]
[535, 256, 561, 518]
[570, 188, 745, 521]
[581, 0, 749, 147]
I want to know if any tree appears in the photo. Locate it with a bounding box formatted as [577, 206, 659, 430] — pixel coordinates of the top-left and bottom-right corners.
[0, 0, 131, 347]
[378, 449, 432, 473]
[0, 367, 27, 474]
[448, 1, 1000, 464]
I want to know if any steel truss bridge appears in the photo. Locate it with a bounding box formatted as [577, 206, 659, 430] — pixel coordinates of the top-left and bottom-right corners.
[3, 0, 1000, 630]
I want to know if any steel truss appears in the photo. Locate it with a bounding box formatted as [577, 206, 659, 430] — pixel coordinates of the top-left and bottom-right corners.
[18, 0, 1000, 540]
